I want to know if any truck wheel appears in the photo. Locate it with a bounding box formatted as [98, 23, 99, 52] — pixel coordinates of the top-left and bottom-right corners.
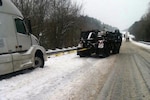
[112, 49, 117, 54]
[102, 48, 110, 58]
[117, 48, 120, 54]
[106, 48, 110, 56]
[79, 55, 85, 57]
[86, 53, 91, 57]
[35, 56, 44, 68]
[103, 52, 109, 58]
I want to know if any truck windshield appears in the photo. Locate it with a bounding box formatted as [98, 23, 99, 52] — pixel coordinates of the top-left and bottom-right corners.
[81, 32, 96, 40]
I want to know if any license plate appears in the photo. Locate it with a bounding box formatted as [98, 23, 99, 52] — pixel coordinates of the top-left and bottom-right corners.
[98, 43, 104, 48]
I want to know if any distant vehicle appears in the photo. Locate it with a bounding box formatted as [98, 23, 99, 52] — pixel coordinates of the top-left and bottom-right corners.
[0, 0, 47, 76]
[125, 32, 130, 42]
[77, 29, 122, 57]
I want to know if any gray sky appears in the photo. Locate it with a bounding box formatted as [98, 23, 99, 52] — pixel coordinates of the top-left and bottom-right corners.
[73, 0, 150, 30]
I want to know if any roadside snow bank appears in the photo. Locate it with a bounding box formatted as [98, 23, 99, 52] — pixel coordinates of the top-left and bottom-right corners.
[131, 40, 150, 49]
[31, 55, 117, 100]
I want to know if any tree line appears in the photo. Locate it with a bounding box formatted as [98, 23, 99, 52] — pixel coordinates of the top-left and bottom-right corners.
[129, 3, 150, 42]
[12, 0, 116, 49]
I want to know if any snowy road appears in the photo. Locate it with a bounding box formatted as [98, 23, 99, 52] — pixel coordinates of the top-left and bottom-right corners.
[0, 41, 150, 100]
[0, 49, 116, 100]
[97, 42, 150, 100]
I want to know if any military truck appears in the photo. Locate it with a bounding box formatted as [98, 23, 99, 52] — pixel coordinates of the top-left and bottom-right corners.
[77, 29, 122, 57]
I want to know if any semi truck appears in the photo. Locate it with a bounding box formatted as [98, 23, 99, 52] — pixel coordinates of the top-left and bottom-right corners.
[0, 0, 47, 76]
[77, 30, 122, 57]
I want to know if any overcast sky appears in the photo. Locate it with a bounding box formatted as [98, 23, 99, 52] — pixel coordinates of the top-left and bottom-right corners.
[73, 0, 150, 30]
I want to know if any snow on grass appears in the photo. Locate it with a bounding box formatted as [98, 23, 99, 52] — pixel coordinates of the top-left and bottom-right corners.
[0, 53, 116, 100]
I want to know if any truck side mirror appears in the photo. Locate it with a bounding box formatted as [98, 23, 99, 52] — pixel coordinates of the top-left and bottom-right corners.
[0, 0, 2, 6]
[38, 32, 43, 43]
[39, 32, 43, 37]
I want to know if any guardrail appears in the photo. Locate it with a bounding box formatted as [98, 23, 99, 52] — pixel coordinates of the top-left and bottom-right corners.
[46, 47, 89, 58]
[46, 47, 77, 57]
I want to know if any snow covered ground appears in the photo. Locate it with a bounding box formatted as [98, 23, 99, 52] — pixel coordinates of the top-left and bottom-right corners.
[0, 52, 116, 100]
[131, 40, 150, 49]
[0, 41, 149, 100]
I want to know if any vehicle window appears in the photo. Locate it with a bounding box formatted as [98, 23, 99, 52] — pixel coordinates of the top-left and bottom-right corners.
[0, 0, 2, 6]
[90, 32, 96, 38]
[15, 19, 27, 35]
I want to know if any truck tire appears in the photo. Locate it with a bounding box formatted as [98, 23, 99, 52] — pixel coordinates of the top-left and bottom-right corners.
[103, 47, 110, 57]
[112, 48, 117, 54]
[86, 52, 91, 57]
[79, 55, 85, 57]
[78, 51, 85, 57]
[116, 48, 120, 54]
[103, 50, 109, 58]
[34, 55, 44, 68]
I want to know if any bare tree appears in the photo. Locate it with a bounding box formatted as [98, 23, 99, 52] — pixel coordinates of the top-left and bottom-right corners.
[129, 3, 150, 42]
[44, 0, 82, 48]
[11, 0, 116, 49]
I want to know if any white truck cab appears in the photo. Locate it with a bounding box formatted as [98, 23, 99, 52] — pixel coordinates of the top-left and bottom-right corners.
[0, 0, 47, 75]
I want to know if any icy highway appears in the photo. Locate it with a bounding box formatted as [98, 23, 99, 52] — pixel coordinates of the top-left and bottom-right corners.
[97, 42, 150, 100]
[0, 41, 150, 100]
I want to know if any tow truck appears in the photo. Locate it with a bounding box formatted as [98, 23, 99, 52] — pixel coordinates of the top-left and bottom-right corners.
[77, 30, 122, 57]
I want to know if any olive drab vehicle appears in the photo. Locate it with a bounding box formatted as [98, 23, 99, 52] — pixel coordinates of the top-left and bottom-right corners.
[0, 0, 47, 76]
[77, 29, 122, 57]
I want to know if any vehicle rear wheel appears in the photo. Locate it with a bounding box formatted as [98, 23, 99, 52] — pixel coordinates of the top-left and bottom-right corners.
[34, 56, 44, 68]
[79, 55, 85, 57]
[117, 48, 120, 54]
[112, 49, 117, 54]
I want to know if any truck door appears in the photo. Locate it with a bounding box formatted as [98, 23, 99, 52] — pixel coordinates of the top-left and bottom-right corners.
[15, 18, 32, 51]
[13, 18, 32, 71]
